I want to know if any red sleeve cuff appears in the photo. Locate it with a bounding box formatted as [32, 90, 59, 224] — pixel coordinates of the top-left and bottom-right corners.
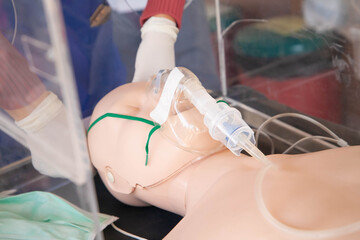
[140, 0, 186, 28]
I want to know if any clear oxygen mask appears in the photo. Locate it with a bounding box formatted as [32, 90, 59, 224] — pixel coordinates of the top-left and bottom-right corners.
[147, 67, 272, 166]
[146, 69, 224, 155]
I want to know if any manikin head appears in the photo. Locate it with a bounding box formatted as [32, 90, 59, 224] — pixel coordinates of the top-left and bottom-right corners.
[87, 68, 224, 202]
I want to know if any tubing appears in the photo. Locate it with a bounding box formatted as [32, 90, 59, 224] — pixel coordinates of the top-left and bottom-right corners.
[283, 136, 345, 154]
[179, 68, 273, 166]
[255, 113, 348, 150]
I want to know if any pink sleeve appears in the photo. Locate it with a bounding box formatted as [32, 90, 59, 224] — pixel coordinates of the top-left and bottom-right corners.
[140, 0, 186, 28]
[0, 35, 46, 110]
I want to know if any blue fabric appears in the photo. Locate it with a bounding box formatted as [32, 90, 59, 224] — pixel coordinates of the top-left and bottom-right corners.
[61, 0, 126, 117]
[0, 133, 30, 168]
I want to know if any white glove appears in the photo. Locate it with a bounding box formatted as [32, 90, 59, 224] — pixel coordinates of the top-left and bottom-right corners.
[15, 92, 89, 185]
[132, 16, 179, 82]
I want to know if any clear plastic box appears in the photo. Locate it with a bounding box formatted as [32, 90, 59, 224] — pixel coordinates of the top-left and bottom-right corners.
[210, 0, 360, 152]
[0, 1, 103, 239]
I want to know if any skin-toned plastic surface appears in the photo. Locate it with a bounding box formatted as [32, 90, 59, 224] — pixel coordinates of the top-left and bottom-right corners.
[88, 82, 204, 202]
[88, 82, 360, 239]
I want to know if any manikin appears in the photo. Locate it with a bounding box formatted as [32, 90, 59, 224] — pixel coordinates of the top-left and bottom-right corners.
[87, 15, 360, 240]
[87, 79, 360, 239]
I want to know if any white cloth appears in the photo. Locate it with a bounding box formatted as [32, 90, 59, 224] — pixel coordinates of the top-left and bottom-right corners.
[132, 16, 179, 82]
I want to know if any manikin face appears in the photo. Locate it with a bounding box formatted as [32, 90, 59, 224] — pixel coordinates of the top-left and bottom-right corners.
[87, 81, 222, 196]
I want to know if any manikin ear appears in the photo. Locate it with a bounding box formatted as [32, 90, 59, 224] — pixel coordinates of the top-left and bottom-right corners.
[102, 166, 135, 194]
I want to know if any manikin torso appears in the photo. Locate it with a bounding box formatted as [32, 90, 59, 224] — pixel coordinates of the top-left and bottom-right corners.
[88, 81, 360, 240]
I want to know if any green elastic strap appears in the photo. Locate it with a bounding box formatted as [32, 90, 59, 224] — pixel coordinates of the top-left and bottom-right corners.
[87, 113, 160, 166]
[145, 125, 161, 166]
[216, 100, 229, 105]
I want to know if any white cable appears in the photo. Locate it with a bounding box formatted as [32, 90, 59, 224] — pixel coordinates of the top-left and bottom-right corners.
[255, 113, 347, 148]
[123, 0, 140, 16]
[184, 0, 193, 9]
[283, 136, 345, 154]
[222, 19, 267, 37]
[111, 222, 148, 240]
[255, 165, 360, 239]
[11, 0, 17, 45]
[253, 129, 275, 154]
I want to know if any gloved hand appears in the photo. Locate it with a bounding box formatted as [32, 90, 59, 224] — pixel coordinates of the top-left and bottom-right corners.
[132, 16, 179, 82]
[15, 92, 90, 185]
[0, 33, 89, 185]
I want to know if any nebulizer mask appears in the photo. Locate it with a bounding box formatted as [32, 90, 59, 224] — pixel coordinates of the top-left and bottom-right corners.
[146, 69, 223, 155]
[147, 67, 271, 165]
